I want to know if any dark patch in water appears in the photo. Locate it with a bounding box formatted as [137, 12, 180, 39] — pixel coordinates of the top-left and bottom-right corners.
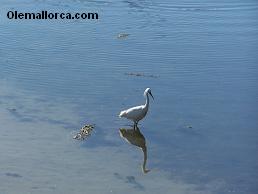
[5, 172, 22, 178]
[6, 107, 76, 128]
[113, 172, 123, 180]
[123, 0, 144, 9]
[125, 72, 159, 78]
[7, 108, 37, 122]
[125, 175, 144, 190]
[113, 173, 144, 190]
[179, 126, 202, 137]
[7, 108, 17, 112]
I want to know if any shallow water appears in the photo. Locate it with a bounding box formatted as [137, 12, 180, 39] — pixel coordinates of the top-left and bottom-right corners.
[0, 0, 258, 193]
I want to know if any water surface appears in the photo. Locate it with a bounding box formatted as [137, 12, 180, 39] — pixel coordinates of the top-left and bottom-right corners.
[0, 0, 258, 193]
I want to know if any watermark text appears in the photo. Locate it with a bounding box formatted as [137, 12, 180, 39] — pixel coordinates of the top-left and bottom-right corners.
[7, 10, 99, 20]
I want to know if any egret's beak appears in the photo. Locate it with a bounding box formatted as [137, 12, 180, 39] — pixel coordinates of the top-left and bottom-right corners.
[149, 92, 154, 100]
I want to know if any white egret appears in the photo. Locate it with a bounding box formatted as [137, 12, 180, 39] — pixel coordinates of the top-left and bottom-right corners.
[119, 88, 154, 129]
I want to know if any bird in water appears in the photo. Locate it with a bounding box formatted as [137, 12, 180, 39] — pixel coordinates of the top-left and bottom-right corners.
[119, 88, 154, 129]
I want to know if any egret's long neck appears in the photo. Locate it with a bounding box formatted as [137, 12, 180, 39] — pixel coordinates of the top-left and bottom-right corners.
[141, 146, 150, 173]
[144, 93, 149, 109]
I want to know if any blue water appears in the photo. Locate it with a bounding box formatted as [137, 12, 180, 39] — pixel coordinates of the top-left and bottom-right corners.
[0, 0, 258, 193]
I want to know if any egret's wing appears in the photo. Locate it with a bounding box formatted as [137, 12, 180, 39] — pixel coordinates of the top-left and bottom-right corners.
[123, 105, 144, 119]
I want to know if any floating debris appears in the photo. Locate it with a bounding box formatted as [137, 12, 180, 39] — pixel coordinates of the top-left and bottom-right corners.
[125, 72, 159, 78]
[117, 33, 129, 39]
[73, 124, 94, 140]
[186, 125, 193, 129]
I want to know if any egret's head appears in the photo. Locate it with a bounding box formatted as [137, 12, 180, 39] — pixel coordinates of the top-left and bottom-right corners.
[144, 88, 154, 100]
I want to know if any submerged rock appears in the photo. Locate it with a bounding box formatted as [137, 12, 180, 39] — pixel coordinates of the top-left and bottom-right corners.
[73, 124, 94, 140]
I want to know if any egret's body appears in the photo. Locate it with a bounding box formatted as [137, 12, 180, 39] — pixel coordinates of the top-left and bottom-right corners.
[119, 88, 154, 128]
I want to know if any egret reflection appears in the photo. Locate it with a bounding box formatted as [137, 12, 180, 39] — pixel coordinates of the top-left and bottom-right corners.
[119, 126, 150, 174]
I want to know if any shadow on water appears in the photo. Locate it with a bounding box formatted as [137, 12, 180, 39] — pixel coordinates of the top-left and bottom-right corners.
[119, 126, 150, 174]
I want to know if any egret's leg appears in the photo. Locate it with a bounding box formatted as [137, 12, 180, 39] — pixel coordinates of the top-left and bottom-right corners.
[134, 122, 138, 130]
